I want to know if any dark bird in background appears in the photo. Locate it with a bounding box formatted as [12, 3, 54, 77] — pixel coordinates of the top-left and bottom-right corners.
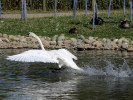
[120, 18, 132, 29]
[90, 13, 104, 25]
[69, 28, 78, 33]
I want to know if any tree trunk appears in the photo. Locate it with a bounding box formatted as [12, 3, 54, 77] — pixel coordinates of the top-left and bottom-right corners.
[43, 0, 46, 11]
[92, 0, 96, 8]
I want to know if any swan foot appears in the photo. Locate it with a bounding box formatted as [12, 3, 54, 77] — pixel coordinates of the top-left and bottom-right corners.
[58, 64, 63, 68]
[59, 65, 62, 68]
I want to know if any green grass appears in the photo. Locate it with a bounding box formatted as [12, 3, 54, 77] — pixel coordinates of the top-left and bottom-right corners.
[0, 10, 133, 39]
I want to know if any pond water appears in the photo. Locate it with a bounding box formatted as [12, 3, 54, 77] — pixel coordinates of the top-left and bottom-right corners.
[0, 49, 133, 100]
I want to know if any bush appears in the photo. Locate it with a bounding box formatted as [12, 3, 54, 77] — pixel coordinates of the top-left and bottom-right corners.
[1, 0, 132, 11]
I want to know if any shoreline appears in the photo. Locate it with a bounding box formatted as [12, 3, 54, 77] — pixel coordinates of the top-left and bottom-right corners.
[0, 33, 133, 52]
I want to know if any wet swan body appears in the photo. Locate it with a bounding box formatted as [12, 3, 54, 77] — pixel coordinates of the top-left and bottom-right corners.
[7, 32, 82, 70]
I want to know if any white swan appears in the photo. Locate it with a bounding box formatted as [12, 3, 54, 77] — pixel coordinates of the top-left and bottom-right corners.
[7, 32, 82, 70]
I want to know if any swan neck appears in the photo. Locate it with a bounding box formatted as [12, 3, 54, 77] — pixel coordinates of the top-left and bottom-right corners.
[34, 35, 45, 50]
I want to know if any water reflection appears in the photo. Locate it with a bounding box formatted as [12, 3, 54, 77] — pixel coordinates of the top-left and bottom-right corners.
[0, 49, 133, 100]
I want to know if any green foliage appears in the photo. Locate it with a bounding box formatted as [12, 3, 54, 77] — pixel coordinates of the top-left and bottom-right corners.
[0, 0, 132, 11]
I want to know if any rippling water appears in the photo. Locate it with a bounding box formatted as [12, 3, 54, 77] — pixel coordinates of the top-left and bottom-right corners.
[0, 49, 133, 100]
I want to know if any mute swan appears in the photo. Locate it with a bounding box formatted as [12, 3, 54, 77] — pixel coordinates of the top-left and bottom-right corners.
[7, 32, 82, 71]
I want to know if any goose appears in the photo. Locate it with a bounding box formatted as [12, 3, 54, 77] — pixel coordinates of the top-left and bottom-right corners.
[69, 28, 78, 33]
[90, 13, 104, 25]
[120, 18, 132, 29]
[7, 32, 82, 71]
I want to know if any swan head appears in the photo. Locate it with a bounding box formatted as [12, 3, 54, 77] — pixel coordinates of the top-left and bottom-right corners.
[26, 32, 36, 37]
[25, 32, 45, 50]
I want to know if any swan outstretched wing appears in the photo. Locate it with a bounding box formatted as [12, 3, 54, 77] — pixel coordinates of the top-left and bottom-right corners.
[7, 50, 59, 63]
[57, 49, 77, 60]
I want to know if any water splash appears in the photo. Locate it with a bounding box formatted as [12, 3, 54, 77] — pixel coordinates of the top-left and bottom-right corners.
[82, 66, 106, 76]
[74, 58, 133, 78]
[104, 58, 132, 77]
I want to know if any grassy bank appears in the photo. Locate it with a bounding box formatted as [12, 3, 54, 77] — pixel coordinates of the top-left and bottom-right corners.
[0, 10, 133, 39]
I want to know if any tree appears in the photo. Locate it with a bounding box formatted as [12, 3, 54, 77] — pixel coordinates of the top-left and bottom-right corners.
[43, 0, 46, 11]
